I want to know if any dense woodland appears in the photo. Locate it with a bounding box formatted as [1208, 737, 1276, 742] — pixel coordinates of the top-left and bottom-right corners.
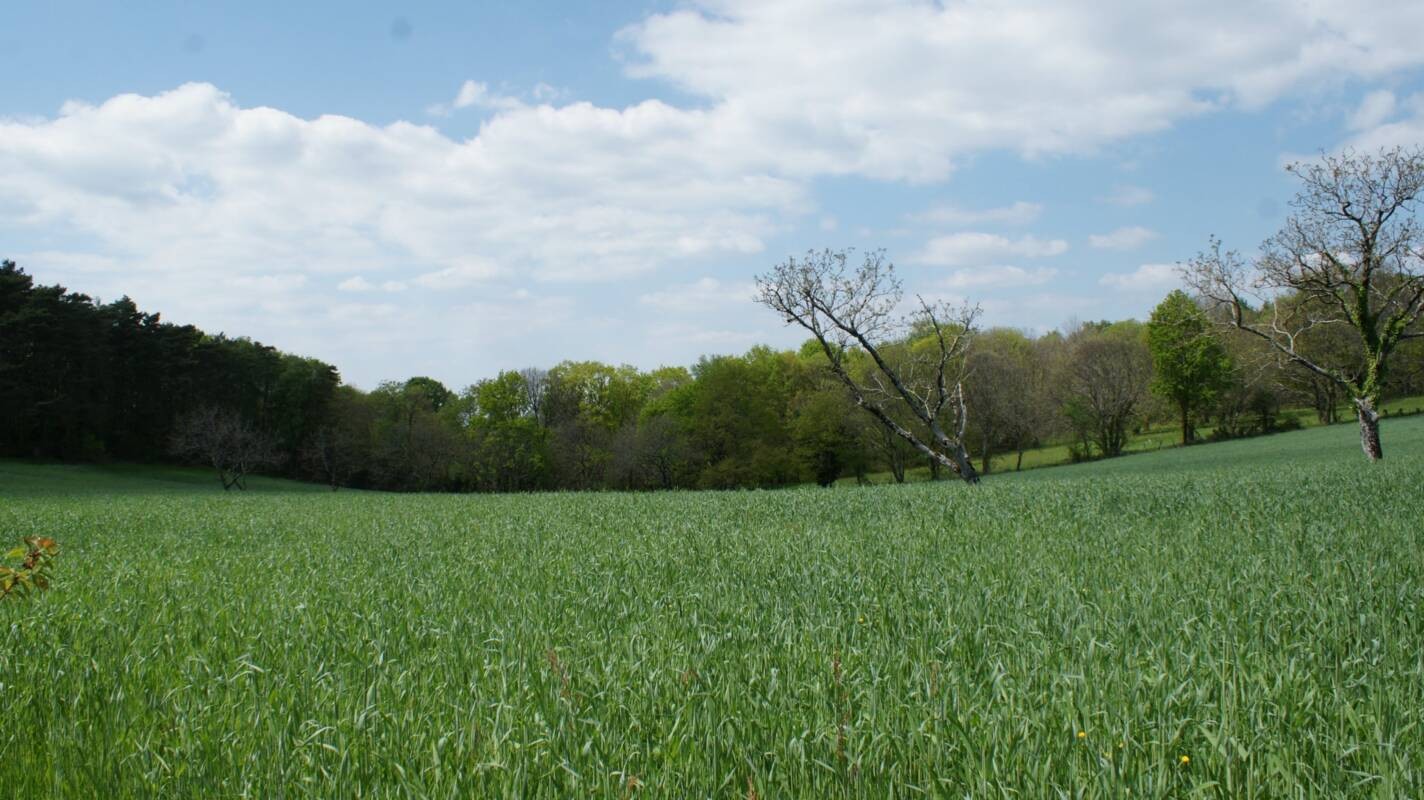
[3, 259, 1421, 492]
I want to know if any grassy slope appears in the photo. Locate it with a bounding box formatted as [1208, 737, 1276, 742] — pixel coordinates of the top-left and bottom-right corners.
[847, 393, 1424, 483]
[0, 417, 1420, 796]
[0, 460, 334, 496]
[992, 409, 1424, 482]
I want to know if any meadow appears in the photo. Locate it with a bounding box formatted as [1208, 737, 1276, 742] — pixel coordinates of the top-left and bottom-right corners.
[1, 417, 1422, 797]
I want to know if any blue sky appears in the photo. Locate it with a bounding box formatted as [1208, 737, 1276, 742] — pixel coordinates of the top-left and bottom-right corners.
[5, 1, 1424, 388]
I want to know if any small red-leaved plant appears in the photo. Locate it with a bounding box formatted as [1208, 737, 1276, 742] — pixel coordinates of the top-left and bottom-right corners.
[0, 537, 58, 599]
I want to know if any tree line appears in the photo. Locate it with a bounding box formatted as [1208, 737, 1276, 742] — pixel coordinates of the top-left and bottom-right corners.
[6, 147, 1421, 489]
[4, 257, 1420, 493]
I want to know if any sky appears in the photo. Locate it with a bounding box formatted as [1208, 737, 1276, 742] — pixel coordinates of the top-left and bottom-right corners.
[4, 1, 1424, 389]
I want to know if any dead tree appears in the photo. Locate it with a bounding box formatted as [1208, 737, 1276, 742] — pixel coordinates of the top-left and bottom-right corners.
[756, 248, 981, 484]
[1184, 147, 1424, 461]
[170, 406, 279, 490]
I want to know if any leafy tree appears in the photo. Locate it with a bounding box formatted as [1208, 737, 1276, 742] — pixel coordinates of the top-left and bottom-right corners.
[463, 371, 550, 491]
[675, 349, 802, 489]
[1057, 324, 1153, 458]
[964, 328, 1051, 473]
[1147, 290, 1232, 444]
[1186, 146, 1424, 460]
[791, 385, 859, 486]
[301, 386, 372, 490]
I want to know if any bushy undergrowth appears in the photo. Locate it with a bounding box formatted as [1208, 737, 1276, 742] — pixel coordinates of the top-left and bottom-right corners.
[1, 418, 1421, 797]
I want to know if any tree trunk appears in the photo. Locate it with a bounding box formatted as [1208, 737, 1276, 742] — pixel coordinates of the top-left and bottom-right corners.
[1356, 398, 1383, 461]
[937, 441, 981, 485]
[1180, 403, 1193, 445]
[1015, 448, 1025, 471]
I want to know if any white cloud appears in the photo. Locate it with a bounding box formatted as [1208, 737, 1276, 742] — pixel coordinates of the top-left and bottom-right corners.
[14, 250, 124, 276]
[941, 265, 1058, 289]
[912, 201, 1043, 227]
[413, 261, 505, 289]
[9, 1, 1424, 384]
[227, 273, 307, 293]
[426, 80, 524, 116]
[621, 1, 1424, 179]
[914, 233, 1069, 266]
[1089, 225, 1158, 251]
[638, 277, 756, 312]
[1102, 185, 1155, 207]
[1099, 263, 1180, 292]
[0, 83, 798, 292]
[1345, 92, 1424, 152]
[337, 276, 375, 292]
[646, 322, 762, 350]
[531, 83, 567, 103]
[1349, 89, 1397, 132]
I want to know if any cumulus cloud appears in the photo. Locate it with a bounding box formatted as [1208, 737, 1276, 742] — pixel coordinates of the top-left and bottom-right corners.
[638, 277, 757, 312]
[426, 80, 525, 116]
[337, 276, 375, 293]
[620, 0, 1424, 179]
[914, 233, 1069, 266]
[940, 265, 1058, 289]
[413, 261, 505, 289]
[1349, 89, 1398, 132]
[1089, 226, 1158, 251]
[1099, 263, 1180, 292]
[8, 0, 1424, 383]
[1345, 92, 1424, 152]
[912, 201, 1043, 227]
[227, 274, 307, 293]
[0, 82, 798, 288]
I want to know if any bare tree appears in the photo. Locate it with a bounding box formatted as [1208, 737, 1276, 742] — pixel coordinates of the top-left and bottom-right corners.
[519, 367, 551, 425]
[170, 406, 280, 491]
[756, 248, 982, 484]
[1184, 147, 1424, 460]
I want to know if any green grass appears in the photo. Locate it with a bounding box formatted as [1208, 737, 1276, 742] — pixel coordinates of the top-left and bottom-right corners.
[847, 395, 1424, 484]
[2, 417, 1422, 797]
[0, 460, 333, 496]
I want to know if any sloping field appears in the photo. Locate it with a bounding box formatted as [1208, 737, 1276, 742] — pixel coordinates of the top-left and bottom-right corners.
[0, 460, 333, 496]
[1, 417, 1421, 797]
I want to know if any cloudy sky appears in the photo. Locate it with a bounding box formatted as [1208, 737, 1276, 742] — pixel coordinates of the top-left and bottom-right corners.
[5, 1, 1424, 388]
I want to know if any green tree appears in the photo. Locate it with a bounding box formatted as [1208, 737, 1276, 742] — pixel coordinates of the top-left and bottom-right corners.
[1186, 147, 1424, 461]
[1147, 290, 1232, 444]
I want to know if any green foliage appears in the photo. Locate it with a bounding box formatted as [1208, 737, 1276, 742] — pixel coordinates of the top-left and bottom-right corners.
[2, 418, 1423, 795]
[790, 386, 860, 486]
[0, 260, 340, 469]
[1147, 291, 1232, 443]
[0, 536, 58, 599]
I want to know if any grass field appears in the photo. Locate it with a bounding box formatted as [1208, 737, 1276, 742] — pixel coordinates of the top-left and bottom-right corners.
[845, 394, 1424, 483]
[2, 417, 1422, 797]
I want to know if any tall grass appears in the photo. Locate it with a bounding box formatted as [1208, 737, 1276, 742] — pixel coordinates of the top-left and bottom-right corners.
[1, 417, 1421, 797]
